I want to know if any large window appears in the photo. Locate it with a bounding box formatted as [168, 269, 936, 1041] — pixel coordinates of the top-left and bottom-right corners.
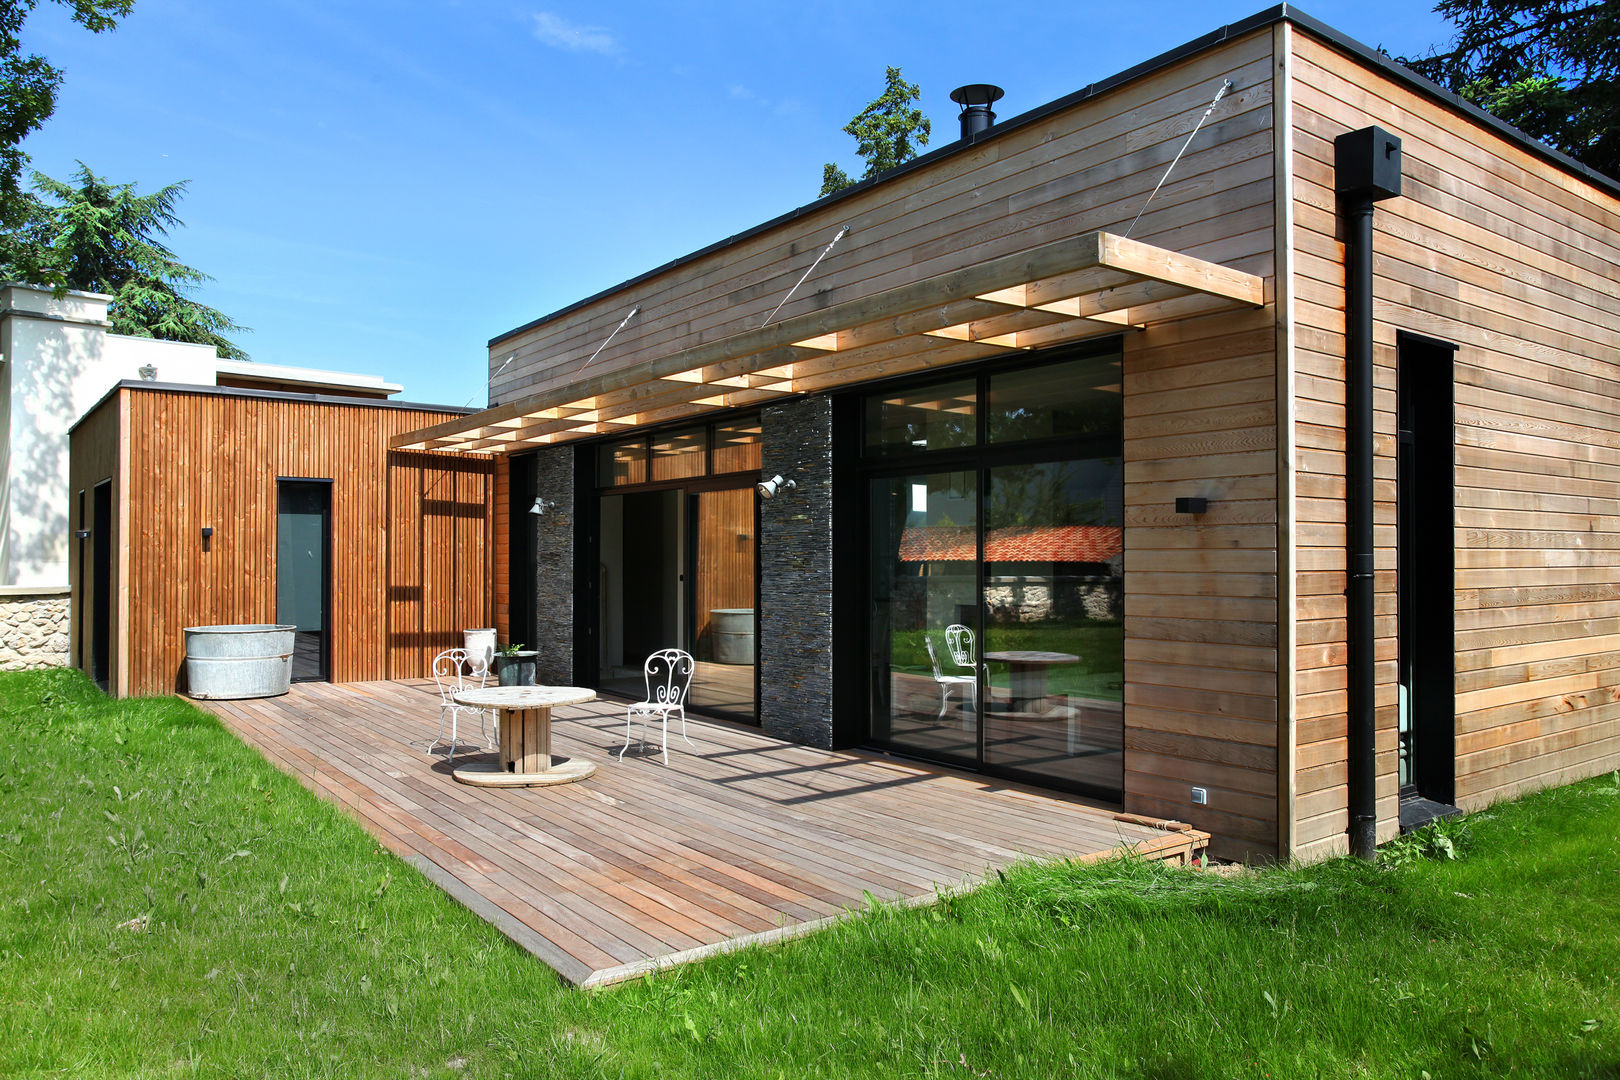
[591, 416, 761, 723]
[598, 418, 761, 488]
[861, 344, 1124, 801]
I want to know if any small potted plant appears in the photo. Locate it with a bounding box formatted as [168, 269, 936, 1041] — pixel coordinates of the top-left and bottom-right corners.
[494, 642, 538, 686]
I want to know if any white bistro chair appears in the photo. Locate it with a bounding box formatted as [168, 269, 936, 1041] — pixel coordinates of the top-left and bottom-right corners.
[926, 637, 977, 720]
[619, 648, 696, 765]
[945, 623, 976, 671]
[429, 648, 494, 760]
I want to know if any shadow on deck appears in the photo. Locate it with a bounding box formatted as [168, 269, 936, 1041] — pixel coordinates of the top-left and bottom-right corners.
[197, 680, 1207, 988]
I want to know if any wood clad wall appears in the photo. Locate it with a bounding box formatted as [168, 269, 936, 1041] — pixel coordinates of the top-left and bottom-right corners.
[1124, 306, 1279, 860]
[693, 487, 755, 655]
[489, 34, 1279, 407]
[106, 389, 491, 697]
[1288, 32, 1620, 859]
[492, 30, 1284, 859]
[66, 388, 125, 689]
[493, 456, 511, 644]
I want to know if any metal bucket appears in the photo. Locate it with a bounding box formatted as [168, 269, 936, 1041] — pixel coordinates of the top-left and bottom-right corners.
[183, 624, 296, 699]
[709, 608, 755, 665]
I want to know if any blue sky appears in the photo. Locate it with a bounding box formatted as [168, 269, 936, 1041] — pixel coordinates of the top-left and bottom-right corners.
[20, 1, 1456, 406]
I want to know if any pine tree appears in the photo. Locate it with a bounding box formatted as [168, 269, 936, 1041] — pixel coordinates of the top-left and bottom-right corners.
[1402, 0, 1620, 176]
[820, 67, 931, 197]
[29, 164, 248, 360]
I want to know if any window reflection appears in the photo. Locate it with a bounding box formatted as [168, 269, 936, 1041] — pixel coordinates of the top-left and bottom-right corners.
[865, 379, 977, 455]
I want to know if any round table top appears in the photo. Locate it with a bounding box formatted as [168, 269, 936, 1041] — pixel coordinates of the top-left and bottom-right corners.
[983, 650, 1080, 665]
[452, 685, 597, 709]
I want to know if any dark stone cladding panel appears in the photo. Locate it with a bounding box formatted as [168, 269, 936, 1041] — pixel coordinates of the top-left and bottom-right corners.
[759, 395, 835, 748]
[530, 445, 575, 685]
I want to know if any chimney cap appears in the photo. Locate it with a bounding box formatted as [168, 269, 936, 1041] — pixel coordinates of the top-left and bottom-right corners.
[950, 84, 1004, 109]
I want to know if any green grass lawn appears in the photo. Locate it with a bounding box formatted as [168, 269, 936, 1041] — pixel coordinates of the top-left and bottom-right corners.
[892, 621, 1125, 701]
[2, 668, 1618, 1079]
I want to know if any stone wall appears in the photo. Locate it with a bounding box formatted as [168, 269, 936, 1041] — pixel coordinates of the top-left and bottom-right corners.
[758, 396, 835, 747]
[529, 446, 576, 685]
[0, 591, 70, 671]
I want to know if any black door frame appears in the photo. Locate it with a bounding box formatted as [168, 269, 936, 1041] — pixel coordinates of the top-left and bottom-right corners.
[1396, 331, 1457, 806]
[843, 338, 1127, 802]
[90, 480, 113, 690]
[276, 477, 334, 683]
[574, 425, 764, 724]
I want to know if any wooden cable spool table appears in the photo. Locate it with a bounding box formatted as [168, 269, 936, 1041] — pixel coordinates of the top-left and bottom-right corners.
[450, 685, 597, 787]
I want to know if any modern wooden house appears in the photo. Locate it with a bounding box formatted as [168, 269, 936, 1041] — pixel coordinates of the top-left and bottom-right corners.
[69, 382, 493, 697]
[392, 5, 1620, 862]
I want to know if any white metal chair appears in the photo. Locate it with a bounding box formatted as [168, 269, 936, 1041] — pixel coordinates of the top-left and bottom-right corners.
[619, 648, 696, 765]
[945, 623, 976, 671]
[926, 637, 977, 719]
[429, 648, 493, 760]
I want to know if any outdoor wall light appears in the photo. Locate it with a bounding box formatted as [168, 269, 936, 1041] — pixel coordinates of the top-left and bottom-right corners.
[138, 363, 157, 381]
[529, 496, 557, 516]
[756, 474, 797, 500]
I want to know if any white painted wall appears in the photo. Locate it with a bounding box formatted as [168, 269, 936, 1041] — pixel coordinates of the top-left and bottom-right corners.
[0, 283, 402, 589]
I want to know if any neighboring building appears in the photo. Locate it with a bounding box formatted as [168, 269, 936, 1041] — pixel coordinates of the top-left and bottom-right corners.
[395, 6, 1620, 861]
[67, 382, 490, 696]
[0, 283, 401, 670]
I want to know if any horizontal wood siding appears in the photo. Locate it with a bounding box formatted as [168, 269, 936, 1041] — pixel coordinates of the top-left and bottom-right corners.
[109, 390, 492, 696]
[490, 32, 1278, 407]
[1288, 31, 1620, 860]
[494, 31, 1284, 859]
[1124, 307, 1278, 861]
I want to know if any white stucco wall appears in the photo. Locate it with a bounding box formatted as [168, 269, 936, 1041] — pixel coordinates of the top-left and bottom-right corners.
[0, 286, 218, 589]
[1, 283, 406, 593]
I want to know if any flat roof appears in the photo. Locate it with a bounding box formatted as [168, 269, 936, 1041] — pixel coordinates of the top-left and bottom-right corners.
[489, 3, 1620, 350]
[69, 379, 476, 437]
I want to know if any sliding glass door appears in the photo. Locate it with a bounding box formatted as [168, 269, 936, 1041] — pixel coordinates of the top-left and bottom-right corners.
[592, 418, 761, 722]
[868, 471, 979, 761]
[861, 344, 1124, 801]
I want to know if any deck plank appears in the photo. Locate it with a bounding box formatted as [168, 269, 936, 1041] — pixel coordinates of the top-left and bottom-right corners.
[198, 680, 1206, 985]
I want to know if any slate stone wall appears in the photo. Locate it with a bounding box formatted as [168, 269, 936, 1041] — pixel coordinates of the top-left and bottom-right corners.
[758, 396, 835, 747]
[0, 592, 70, 671]
[529, 446, 576, 685]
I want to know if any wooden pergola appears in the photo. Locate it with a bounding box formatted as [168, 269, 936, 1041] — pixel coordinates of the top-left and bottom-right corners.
[394, 231, 1264, 455]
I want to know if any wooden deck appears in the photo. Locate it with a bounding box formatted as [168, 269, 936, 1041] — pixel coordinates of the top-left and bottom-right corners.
[199, 680, 1207, 987]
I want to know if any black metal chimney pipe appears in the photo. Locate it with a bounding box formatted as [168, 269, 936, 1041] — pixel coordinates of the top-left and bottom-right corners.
[1334, 126, 1402, 861]
[951, 84, 1004, 140]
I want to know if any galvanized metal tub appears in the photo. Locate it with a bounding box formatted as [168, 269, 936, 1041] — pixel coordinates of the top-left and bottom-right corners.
[184, 624, 296, 699]
[709, 608, 755, 665]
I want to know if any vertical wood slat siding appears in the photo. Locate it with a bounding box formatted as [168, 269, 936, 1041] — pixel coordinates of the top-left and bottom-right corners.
[1287, 31, 1620, 861]
[93, 390, 493, 697]
[692, 487, 755, 652]
[492, 457, 510, 643]
[489, 32, 1280, 407]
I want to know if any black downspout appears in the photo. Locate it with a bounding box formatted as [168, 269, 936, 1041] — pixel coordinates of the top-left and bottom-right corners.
[1335, 127, 1402, 861]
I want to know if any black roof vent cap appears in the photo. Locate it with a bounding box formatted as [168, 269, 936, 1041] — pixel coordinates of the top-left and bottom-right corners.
[950, 83, 1004, 140]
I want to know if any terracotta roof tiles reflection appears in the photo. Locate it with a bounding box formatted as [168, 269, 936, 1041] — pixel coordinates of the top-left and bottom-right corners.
[898, 524, 1123, 563]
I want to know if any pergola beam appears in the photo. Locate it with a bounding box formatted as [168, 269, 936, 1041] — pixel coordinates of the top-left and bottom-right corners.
[395, 232, 1264, 453]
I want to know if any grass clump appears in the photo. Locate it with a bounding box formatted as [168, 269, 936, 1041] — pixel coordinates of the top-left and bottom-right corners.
[2, 668, 1618, 1078]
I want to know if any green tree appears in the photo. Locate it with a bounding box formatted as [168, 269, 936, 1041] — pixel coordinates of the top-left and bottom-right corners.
[820, 66, 931, 196]
[1401, 0, 1620, 176]
[1, 1, 134, 257]
[29, 163, 248, 359]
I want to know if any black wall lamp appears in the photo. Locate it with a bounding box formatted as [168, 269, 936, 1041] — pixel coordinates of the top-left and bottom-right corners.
[1175, 497, 1208, 514]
